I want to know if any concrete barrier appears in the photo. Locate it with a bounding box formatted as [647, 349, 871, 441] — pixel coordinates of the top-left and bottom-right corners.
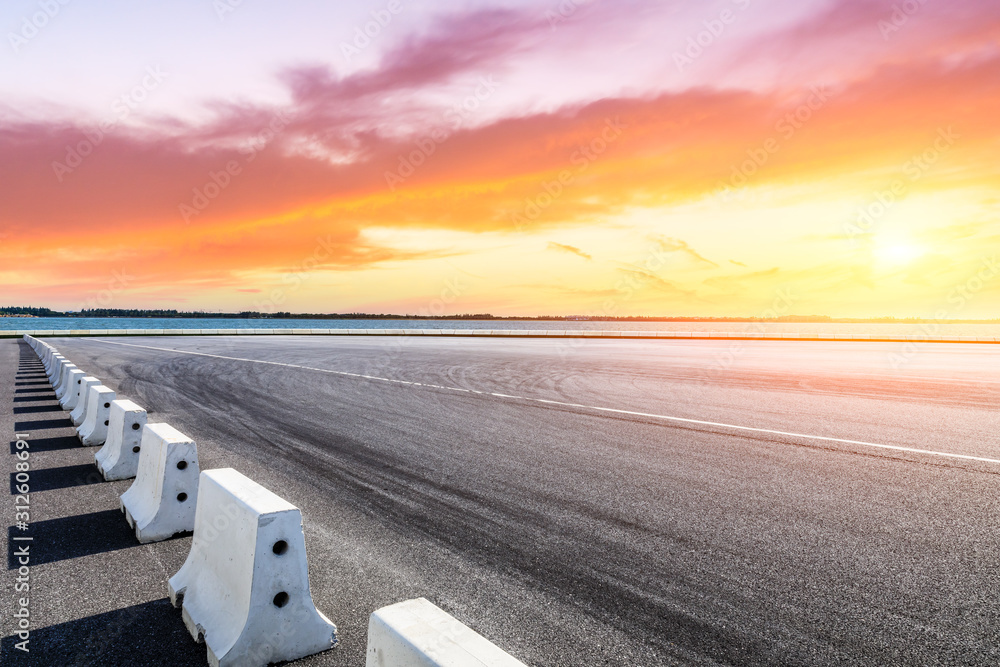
[41, 347, 56, 371]
[68, 376, 100, 420]
[71, 380, 100, 426]
[77, 385, 116, 446]
[53, 362, 79, 400]
[45, 354, 65, 382]
[95, 399, 149, 481]
[366, 597, 527, 667]
[52, 359, 74, 394]
[59, 369, 87, 409]
[168, 468, 337, 667]
[47, 354, 67, 381]
[120, 423, 200, 543]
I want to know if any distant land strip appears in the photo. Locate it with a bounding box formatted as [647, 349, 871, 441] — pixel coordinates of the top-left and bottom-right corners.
[2, 307, 999, 324]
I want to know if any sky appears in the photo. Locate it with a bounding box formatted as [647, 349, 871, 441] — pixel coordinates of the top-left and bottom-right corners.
[0, 0, 998, 317]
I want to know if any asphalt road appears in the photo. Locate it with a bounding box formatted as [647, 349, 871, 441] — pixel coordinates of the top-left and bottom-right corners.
[2, 335, 999, 666]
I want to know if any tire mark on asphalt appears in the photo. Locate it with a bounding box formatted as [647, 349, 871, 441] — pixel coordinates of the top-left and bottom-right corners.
[83, 338, 1000, 466]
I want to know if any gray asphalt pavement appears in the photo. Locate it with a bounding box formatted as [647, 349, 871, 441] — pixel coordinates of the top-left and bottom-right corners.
[2, 335, 999, 666]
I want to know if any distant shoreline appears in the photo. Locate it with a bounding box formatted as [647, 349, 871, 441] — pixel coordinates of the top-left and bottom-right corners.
[2, 314, 999, 325]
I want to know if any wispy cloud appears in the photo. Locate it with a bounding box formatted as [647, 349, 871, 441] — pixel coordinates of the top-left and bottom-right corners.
[547, 242, 592, 260]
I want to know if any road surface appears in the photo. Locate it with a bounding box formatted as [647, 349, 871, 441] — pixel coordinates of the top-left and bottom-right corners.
[2, 335, 998, 666]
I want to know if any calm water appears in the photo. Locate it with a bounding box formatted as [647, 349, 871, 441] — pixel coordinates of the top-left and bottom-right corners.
[2, 317, 999, 337]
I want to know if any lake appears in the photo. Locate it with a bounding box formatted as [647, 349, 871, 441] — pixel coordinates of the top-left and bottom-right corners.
[2, 317, 999, 338]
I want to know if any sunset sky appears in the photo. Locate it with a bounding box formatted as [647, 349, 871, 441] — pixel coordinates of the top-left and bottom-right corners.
[1, 0, 998, 317]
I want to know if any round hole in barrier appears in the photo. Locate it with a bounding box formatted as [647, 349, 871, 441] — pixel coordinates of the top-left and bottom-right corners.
[104, 402, 111, 408]
[273, 592, 289, 608]
[177, 460, 188, 470]
[104, 420, 109, 426]
[272, 540, 288, 555]
[132, 446, 141, 453]
[132, 423, 141, 430]
[177, 492, 188, 502]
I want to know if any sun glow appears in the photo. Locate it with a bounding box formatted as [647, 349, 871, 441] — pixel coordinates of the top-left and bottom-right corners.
[873, 240, 926, 267]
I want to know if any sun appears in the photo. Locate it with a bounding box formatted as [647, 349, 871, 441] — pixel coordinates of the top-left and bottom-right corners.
[873, 237, 926, 268]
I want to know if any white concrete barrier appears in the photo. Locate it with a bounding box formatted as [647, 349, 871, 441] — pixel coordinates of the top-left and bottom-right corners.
[168, 468, 337, 667]
[95, 400, 148, 481]
[68, 376, 100, 420]
[44, 355, 65, 382]
[51, 359, 73, 393]
[51, 355, 69, 380]
[69, 378, 101, 426]
[366, 598, 528, 667]
[77, 385, 116, 446]
[120, 423, 200, 543]
[53, 362, 79, 399]
[43, 348, 58, 373]
[59, 369, 87, 409]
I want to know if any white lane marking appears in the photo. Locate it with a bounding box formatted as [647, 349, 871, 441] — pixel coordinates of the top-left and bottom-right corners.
[86, 338, 1000, 466]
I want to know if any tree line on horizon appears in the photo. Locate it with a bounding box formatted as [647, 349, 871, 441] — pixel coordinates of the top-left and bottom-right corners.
[1, 306, 997, 323]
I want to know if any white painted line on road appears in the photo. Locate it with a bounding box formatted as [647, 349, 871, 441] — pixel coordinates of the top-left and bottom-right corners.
[86, 338, 1000, 466]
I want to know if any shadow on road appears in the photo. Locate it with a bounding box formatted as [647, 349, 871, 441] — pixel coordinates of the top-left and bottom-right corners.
[9, 464, 105, 494]
[13, 393, 58, 402]
[8, 436, 83, 454]
[6, 510, 145, 569]
[13, 418, 74, 432]
[12, 404, 65, 415]
[0, 598, 206, 667]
